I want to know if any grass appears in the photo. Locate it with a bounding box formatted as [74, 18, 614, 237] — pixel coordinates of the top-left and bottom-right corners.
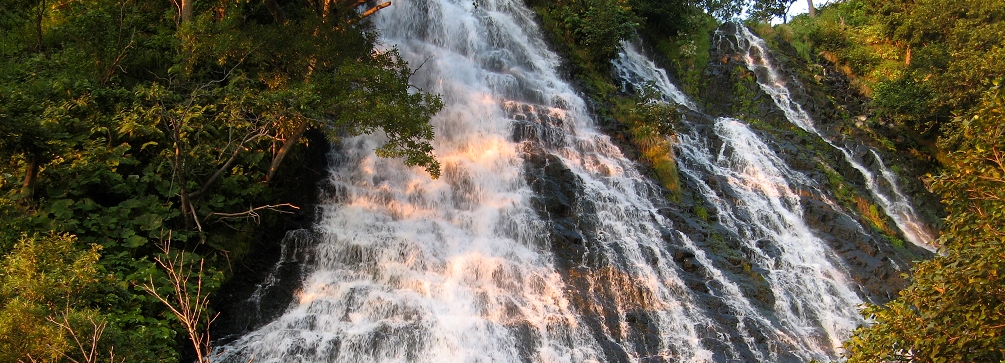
[614, 95, 684, 202]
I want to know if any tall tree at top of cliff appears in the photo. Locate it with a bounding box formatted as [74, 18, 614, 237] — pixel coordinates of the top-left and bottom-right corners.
[749, 0, 798, 22]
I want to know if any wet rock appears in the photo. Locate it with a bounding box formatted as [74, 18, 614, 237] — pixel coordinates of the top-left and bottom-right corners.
[508, 321, 540, 363]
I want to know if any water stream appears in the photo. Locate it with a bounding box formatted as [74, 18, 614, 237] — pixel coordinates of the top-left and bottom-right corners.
[723, 25, 936, 251]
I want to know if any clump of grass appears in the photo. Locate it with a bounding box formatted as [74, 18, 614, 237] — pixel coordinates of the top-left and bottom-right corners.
[855, 195, 898, 236]
[694, 204, 710, 222]
[614, 84, 684, 202]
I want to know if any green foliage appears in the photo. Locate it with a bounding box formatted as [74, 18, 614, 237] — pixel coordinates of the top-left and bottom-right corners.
[748, 0, 796, 23]
[731, 66, 762, 117]
[846, 244, 1005, 362]
[755, 17, 1000, 359]
[630, 0, 703, 40]
[784, 0, 1005, 139]
[0, 234, 175, 362]
[652, 13, 719, 97]
[694, 204, 710, 222]
[0, 233, 99, 362]
[565, 0, 639, 63]
[531, 0, 638, 69]
[0, 0, 443, 359]
[777, 1, 1005, 358]
[531, 0, 743, 104]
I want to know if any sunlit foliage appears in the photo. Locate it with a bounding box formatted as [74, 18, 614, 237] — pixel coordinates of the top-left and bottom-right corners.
[845, 83, 1005, 363]
[615, 85, 683, 200]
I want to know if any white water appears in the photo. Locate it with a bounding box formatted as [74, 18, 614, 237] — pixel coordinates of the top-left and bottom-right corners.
[613, 41, 698, 110]
[215, 0, 603, 361]
[215, 3, 901, 362]
[613, 44, 865, 360]
[726, 25, 936, 251]
[675, 119, 863, 359]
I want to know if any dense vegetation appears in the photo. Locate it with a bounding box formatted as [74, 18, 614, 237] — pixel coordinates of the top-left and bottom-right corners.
[0, 0, 441, 361]
[752, 0, 1005, 360]
[0, 0, 751, 358]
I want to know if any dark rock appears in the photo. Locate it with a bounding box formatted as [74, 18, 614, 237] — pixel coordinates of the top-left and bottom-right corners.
[211, 129, 331, 345]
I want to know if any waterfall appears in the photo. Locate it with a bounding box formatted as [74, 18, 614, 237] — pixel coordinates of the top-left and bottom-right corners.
[724, 25, 936, 251]
[214, 2, 909, 362]
[674, 118, 863, 358]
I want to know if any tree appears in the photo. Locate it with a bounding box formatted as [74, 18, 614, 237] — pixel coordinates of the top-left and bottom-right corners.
[749, 0, 798, 23]
[539, 0, 640, 64]
[0, 234, 101, 363]
[142, 242, 219, 363]
[843, 82, 1005, 362]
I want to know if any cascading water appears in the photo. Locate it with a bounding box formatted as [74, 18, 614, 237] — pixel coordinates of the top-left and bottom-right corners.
[611, 43, 869, 361]
[723, 25, 936, 251]
[612, 41, 697, 110]
[214, 2, 916, 362]
[675, 119, 863, 357]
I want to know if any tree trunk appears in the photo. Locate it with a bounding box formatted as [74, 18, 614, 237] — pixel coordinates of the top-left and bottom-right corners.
[266, 120, 310, 182]
[21, 155, 38, 200]
[264, 0, 288, 24]
[181, 0, 193, 23]
[175, 145, 193, 229]
[35, 0, 46, 51]
[170, 115, 193, 229]
[807, 0, 816, 17]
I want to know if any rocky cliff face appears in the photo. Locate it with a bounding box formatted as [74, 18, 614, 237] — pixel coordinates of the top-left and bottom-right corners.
[555, 20, 948, 359]
[499, 22, 943, 361]
[695, 22, 937, 300]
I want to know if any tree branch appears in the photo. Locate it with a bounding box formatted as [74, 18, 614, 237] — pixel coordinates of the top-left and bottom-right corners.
[46, 312, 123, 363]
[205, 203, 300, 225]
[190, 146, 243, 199]
[351, 2, 391, 24]
[266, 119, 311, 182]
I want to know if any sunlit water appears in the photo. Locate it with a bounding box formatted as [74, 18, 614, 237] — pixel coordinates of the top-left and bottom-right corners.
[213, 3, 905, 363]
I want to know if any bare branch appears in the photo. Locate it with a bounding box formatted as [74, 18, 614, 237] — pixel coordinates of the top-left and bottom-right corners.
[141, 240, 217, 363]
[46, 312, 123, 363]
[205, 203, 300, 225]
